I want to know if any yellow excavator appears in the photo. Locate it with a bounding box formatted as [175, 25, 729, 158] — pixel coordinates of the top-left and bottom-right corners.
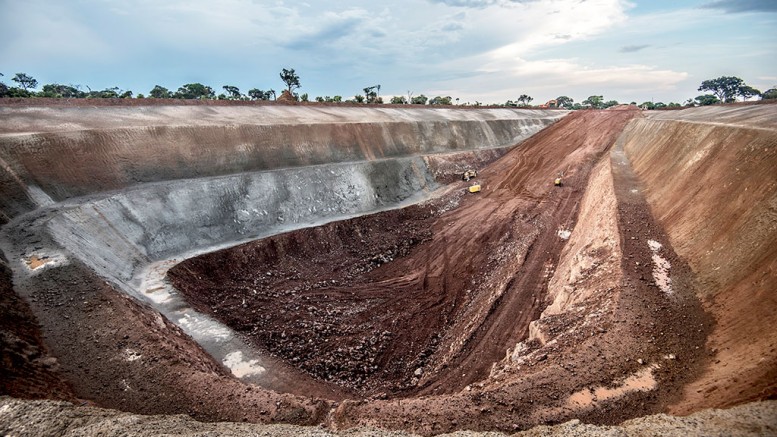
[554, 170, 565, 187]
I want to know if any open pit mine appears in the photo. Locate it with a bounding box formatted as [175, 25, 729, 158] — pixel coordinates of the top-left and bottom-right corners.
[0, 100, 775, 436]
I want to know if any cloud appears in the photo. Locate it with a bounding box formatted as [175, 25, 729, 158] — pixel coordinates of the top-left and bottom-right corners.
[283, 9, 368, 50]
[701, 0, 777, 13]
[619, 44, 651, 53]
[428, 0, 533, 8]
[428, 52, 689, 103]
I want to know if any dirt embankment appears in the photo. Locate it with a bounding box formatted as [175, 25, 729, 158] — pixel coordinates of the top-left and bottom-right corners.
[0, 254, 73, 401]
[621, 105, 777, 411]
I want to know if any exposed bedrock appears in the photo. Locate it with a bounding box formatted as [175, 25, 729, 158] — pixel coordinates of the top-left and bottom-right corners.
[0, 106, 562, 220]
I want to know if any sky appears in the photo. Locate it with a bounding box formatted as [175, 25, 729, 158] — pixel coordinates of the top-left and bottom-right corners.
[1, 0, 775, 105]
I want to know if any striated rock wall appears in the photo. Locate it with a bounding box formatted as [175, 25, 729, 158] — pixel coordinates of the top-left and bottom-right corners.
[0, 106, 564, 220]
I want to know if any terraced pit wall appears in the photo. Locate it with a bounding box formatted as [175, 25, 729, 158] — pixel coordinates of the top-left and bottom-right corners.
[0, 106, 563, 282]
[0, 106, 560, 220]
[621, 105, 777, 411]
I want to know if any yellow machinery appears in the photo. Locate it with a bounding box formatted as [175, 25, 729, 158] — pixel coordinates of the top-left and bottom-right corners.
[468, 184, 481, 193]
[554, 178, 562, 187]
[463, 169, 477, 181]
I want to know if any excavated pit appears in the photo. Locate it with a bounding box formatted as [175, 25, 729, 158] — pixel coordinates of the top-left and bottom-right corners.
[0, 101, 775, 435]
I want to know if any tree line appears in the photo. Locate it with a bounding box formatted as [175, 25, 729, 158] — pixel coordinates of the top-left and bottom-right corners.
[1, 70, 775, 109]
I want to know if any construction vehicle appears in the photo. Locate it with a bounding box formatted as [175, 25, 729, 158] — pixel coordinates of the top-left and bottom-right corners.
[555, 169, 566, 187]
[468, 184, 481, 193]
[463, 169, 477, 181]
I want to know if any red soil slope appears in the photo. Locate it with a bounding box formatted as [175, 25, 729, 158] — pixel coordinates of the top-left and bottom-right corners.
[621, 109, 777, 412]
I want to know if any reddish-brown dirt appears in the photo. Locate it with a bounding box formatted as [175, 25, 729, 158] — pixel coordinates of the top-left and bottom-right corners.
[169, 110, 641, 398]
[0, 256, 74, 401]
[165, 108, 718, 434]
[7, 104, 763, 435]
[619, 112, 777, 412]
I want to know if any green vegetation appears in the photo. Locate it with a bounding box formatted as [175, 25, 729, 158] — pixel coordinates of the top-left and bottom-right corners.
[280, 68, 300, 94]
[410, 94, 428, 105]
[517, 94, 533, 107]
[149, 85, 172, 98]
[1, 71, 774, 110]
[698, 76, 760, 103]
[555, 96, 573, 109]
[363, 85, 381, 104]
[582, 95, 604, 109]
[174, 83, 215, 99]
[429, 96, 452, 105]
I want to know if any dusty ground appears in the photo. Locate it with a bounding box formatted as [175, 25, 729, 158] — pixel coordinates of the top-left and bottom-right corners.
[1, 396, 775, 436]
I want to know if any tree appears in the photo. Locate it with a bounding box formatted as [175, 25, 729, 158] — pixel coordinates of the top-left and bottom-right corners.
[739, 85, 761, 101]
[174, 83, 215, 99]
[12, 73, 37, 90]
[87, 87, 121, 98]
[694, 94, 720, 106]
[640, 101, 655, 110]
[555, 96, 573, 109]
[280, 68, 300, 94]
[300, 93, 309, 102]
[363, 85, 381, 103]
[390, 96, 407, 104]
[762, 88, 777, 100]
[429, 96, 452, 105]
[698, 76, 757, 103]
[119, 90, 133, 98]
[353, 94, 365, 103]
[583, 95, 604, 109]
[248, 88, 274, 100]
[517, 94, 533, 107]
[603, 100, 619, 108]
[222, 85, 241, 100]
[39, 83, 85, 98]
[149, 85, 172, 98]
[411, 94, 428, 105]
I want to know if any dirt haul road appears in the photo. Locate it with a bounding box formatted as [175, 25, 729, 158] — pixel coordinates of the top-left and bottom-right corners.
[1, 101, 775, 436]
